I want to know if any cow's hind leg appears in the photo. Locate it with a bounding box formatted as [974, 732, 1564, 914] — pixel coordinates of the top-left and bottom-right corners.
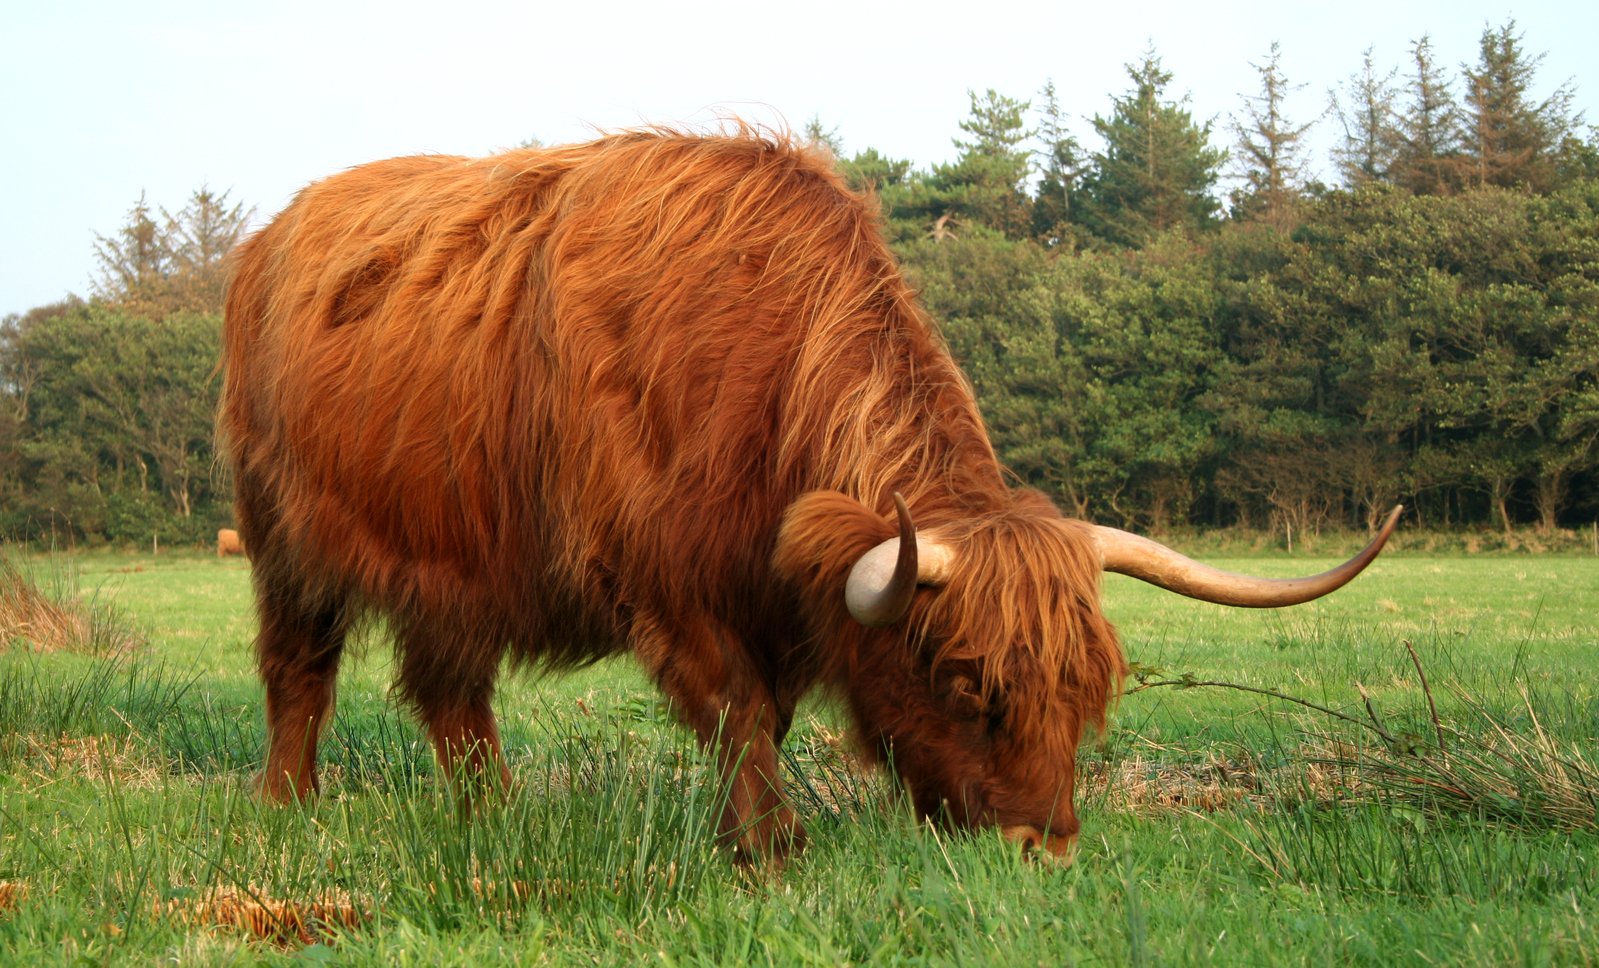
[396, 622, 512, 795]
[255, 587, 349, 802]
[636, 614, 803, 864]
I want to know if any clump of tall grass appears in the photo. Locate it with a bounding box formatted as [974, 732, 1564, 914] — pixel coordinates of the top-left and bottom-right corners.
[1302, 685, 1598, 834]
[0, 549, 142, 655]
[371, 716, 728, 932]
[780, 716, 886, 823]
[1128, 641, 1599, 899]
[1126, 642, 1598, 834]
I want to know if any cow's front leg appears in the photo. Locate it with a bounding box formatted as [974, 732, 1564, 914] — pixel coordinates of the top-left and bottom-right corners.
[635, 615, 804, 863]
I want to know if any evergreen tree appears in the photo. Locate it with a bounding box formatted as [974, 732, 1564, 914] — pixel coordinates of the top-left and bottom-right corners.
[92, 193, 169, 315]
[1330, 48, 1403, 187]
[930, 89, 1035, 239]
[1556, 128, 1599, 182]
[1392, 35, 1462, 195]
[839, 147, 913, 194]
[838, 147, 925, 243]
[1458, 20, 1578, 193]
[91, 187, 251, 318]
[802, 115, 844, 157]
[1076, 51, 1227, 247]
[1229, 42, 1315, 229]
[1032, 79, 1089, 246]
[161, 187, 251, 315]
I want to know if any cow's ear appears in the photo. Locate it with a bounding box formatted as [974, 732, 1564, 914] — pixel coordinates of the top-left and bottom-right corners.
[772, 491, 893, 598]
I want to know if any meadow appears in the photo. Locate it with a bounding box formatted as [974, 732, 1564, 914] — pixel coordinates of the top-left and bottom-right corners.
[1, 544, 1595, 965]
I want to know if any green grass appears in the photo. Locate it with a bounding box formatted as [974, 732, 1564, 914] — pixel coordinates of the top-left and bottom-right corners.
[1, 547, 1596, 965]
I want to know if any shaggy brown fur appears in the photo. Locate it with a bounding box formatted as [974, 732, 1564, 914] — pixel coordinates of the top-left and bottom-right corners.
[219, 126, 1124, 859]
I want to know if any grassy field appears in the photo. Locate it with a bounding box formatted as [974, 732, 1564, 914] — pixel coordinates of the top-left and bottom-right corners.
[1, 546, 1596, 965]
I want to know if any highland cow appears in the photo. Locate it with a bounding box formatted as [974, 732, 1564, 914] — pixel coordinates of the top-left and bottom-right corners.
[216, 528, 245, 557]
[219, 128, 1398, 861]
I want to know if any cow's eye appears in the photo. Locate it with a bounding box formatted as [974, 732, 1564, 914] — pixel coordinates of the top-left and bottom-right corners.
[944, 672, 982, 713]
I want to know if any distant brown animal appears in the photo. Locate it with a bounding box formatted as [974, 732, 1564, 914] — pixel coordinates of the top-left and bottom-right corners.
[216, 528, 245, 558]
[219, 128, 1399, 862]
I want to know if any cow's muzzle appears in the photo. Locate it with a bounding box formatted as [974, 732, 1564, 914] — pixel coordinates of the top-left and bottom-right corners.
[1001, 824, 1078, 865]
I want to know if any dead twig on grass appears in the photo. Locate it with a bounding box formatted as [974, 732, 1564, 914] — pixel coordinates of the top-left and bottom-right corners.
[1125, 672, 1402, 748]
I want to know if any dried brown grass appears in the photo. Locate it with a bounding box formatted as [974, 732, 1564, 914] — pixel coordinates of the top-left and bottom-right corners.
[0, 554, 141, 654]
[158, 887, 367, 946]
[1083, 754, 1261, 814]
[16, 733, 164, 790]
[0, 880, 27, 915]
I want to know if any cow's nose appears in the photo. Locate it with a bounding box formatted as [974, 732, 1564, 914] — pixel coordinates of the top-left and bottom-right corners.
[1001, 824, 1078, 866]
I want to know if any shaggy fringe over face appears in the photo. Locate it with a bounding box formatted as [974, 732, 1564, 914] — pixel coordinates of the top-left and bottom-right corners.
[916, 494, 1123, 730]
[774, 490, 1124, 740]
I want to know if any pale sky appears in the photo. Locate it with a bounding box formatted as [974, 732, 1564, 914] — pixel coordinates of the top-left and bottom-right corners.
[3, 0, 1594, 319]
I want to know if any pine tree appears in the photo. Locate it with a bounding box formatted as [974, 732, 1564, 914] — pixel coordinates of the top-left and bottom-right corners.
[92, 193, 170, 315]
[838, 146, 925, 243]
[1459, 20, 1577, 192]
[1330, 48, 1403, 187]
[1392, 35, 1462, 195]
[162, 188, 251, 315]
[1229, 42, 1315, 229]
[1032, 79, 1089, 246]
[91, 188, 251, 318]
[1076, 51, 1227, 247]
[802, 115, 844, 157]
[931, 89, 1035, 239]
[840, 148, 912, 194]
[1556, 130, 1599, 182]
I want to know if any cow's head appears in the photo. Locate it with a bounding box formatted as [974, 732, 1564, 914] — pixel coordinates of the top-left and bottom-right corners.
[777, 490, 1400, 861]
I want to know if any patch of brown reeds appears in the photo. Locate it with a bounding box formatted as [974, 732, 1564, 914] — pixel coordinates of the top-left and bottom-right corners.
[0, 880, 27, 915]
[157, 887, 367, 946]
[0, 553, 142, 655]
[17, 733, 163, 790]
[1082, 754, 1261, 814]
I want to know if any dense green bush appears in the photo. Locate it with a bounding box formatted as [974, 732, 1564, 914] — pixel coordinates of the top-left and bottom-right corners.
[1, 307, 227, 547]
[900, 181, 1599, 533]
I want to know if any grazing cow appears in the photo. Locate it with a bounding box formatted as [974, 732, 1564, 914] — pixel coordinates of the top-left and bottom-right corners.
[217, 528, 246, 558]
[219, 128, 1398, 862]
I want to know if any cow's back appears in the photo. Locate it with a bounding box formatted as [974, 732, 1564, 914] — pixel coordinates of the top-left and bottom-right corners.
[220, 132, 922, 657]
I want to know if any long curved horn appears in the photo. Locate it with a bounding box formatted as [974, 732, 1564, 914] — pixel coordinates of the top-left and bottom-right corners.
[845, 493, 956, 627]
[1092, 505, 1403, 607]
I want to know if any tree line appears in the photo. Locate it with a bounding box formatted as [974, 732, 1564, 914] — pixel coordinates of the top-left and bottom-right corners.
[2, 20, 1596, 544]
[829, 22, 1599, 535]
[1, 190, 247, 545]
